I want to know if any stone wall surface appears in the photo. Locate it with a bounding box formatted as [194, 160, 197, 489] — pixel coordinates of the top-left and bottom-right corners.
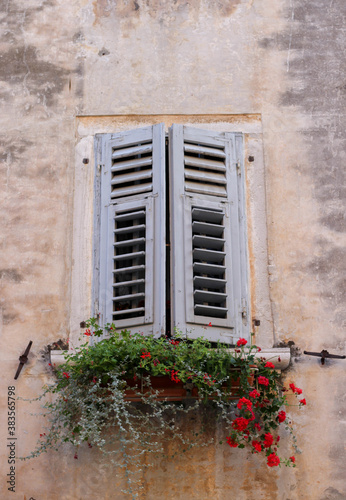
[0, 0, 345, 498]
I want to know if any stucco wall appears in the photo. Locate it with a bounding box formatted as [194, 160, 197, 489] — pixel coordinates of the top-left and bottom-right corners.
[1, 0, 345, 498]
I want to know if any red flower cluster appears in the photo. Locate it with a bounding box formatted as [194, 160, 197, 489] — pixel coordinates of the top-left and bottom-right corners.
[84, 329, 92, 336]
[232, 417, 249, 431]
[299, 398, 306, 406]
[226, 436, 238, 448]
[290, 456, 296, 463]
[258, 376, 269, 386]
[236, 338, 247, 347]
[278, 410, 286, 423]
[237, 397, 253, 411]
[289, 382, 302, 394]
[254, 423, 261, 432]
[62, 372, 70, 379]
[264, 361, 275, 369]
[170, 370, 180, 383]
[169, 339, 180, 345]
[249, 389, 260, 399]
[263, 432, 274, 448]
[140, 351, 151, 359]
[252, 440, 262, 453]
[267, 452, 280, 467]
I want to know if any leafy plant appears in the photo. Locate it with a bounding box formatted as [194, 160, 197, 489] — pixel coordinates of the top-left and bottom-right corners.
[22, 318, 305, 497]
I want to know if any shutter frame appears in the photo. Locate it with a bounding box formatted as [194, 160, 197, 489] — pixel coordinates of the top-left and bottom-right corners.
[94, 124, 166, 337]
[169, 124, 249, 344]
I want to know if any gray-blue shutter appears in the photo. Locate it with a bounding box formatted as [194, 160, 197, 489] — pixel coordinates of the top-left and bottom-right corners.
[169, 125, 249, 344]
[95, 124, 165, 337]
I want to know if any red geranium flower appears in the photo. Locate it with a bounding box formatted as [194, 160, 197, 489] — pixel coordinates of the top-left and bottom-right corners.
[141, 351, 151, 359]
[252, 440, 262, 453]
[170, 370, 180, 383]
[296, 387, 303, 395]
[226, 436, 238, 447]
[263, 432, 274, 448]
[249, 389, 260, 399]
[299, 398, 306, 406]
[265, 361, 275, 369]
[267, 452, 280, 467]
[84, 329, 92, 336]
[254, 423, 261, 432]
[289, 382, 296, 392]
[236, 338, 247, 347]
[278, 410, 286, 423]
[290, 456, 296, 463]
[62, 372, 70, 379]
[237, 397, 252, 410]
[258, 376, 269, 386]
[169, 339, 180, 345]
[232, 417, 249, 432]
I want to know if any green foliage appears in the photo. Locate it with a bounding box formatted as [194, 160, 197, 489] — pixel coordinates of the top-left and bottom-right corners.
[21, 319, 304, 497]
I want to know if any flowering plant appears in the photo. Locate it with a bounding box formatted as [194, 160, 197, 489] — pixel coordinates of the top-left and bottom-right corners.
[23, 319, 304, 496]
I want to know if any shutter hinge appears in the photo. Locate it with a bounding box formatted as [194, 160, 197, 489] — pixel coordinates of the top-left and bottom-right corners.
[97, 164, 103, 175]
[241, 299, 247, 321]
[236, 162, 241, 175]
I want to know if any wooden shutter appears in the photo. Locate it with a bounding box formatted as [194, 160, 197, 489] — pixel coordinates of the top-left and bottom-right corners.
[95, 124, 165, 337]
[169, 125, 249, 344]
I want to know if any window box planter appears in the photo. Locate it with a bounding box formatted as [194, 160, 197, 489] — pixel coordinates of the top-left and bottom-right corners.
[123, 368, 256, 401]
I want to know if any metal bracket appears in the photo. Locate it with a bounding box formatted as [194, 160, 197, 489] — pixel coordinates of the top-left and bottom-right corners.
[304, 350, 346, 365]
[14, 341, 33, 380]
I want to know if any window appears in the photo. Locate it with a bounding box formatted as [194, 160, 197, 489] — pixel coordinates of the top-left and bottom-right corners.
[94, 123, 249, 344]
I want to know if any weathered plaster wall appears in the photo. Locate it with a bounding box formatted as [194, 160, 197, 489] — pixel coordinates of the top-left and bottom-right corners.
[1, 0, 345, 498]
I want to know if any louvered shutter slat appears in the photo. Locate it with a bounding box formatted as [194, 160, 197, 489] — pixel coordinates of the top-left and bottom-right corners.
[185, 181, 227, 197]
[113, 251, 146, 261]
[192, 221, 224, 237]
[111, 170, 152, 185]
[114, 237, 145, 248]
[113, 292, 145, 302]
[194, 290, 227, 303]
[185, 156, 226, 172]
[194, 276, 226, 289]
[112, 143, 153, 160]
[193, 248, 225, 263]
[193, 262, 226, 276]
[113, 278, 145, 288]
[114, 224, 146, 235]
[112, 307, 145, 317]
[195, 305, 228, 317]
[113, 264, 145, 274]
[111, 157, 152, 173]
[111, 183, 153, 199]
[193, 235, 225, 250]
[184, 168, 227, 185]
[184, 143, 226, 158]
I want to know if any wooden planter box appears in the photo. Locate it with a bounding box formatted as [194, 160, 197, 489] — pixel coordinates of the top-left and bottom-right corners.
[123, 369, 255, 402]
